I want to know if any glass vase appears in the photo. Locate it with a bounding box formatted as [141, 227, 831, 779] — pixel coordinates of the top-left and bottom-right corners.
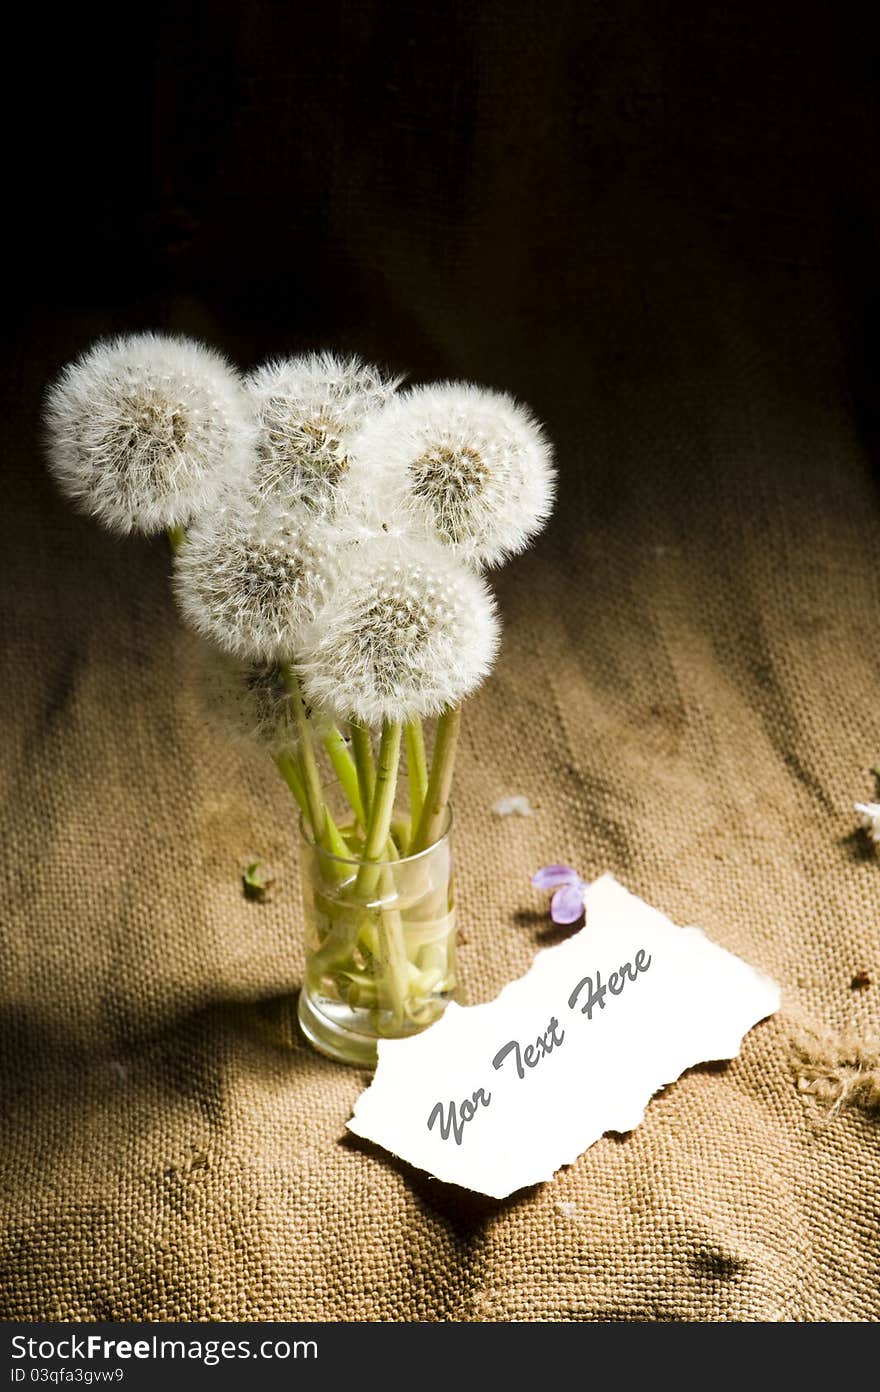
[297, 806, 457, 1067]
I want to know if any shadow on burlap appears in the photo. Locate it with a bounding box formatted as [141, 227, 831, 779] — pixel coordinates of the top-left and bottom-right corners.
[2, 241, 879, 1321]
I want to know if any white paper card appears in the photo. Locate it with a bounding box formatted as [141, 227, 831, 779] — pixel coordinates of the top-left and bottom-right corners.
[348, 874, 780, 1199]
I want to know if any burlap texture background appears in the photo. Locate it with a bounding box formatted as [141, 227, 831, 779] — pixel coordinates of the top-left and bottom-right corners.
[3, 258, 878, 1321]
[3, 0, 879, 1323]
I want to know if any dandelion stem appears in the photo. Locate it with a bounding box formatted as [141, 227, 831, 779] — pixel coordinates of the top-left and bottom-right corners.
[274, 750, 308, 817]
[322, 727, 366, 830]
[277, 745, 349, 863]
[281, 663, 328, 846]
[374, 874, 410, 1033]
[315, 804, 352, 864]
[390, 818, 411, 856]
[167, 524, 186, 553]
[352, 720, 408, 1030]
[404, 719, 428, 830]
[412, 705, 460, 853]
[350, 722, 376, 818]
[356, 721, 402, 890]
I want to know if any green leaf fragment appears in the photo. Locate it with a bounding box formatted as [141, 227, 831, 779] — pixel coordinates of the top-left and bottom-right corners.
[242, 862, 276, 902]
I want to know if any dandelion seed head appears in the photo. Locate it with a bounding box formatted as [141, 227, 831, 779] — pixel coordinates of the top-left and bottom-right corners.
[190, 641, 300, 754]
[299, 534, 499, 726]
[246, 351, 403, 514]
[43, 333, 256, 533]
[174, 498, 337, 661]
[344, 381, 556, 569]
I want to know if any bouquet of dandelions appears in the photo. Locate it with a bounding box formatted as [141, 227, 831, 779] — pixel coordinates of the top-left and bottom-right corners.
[44, 333, 555, 1061]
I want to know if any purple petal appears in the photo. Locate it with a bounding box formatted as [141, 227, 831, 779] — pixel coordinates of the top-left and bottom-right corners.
[550, 883, 586, 924]
[531, 864, 580, 891]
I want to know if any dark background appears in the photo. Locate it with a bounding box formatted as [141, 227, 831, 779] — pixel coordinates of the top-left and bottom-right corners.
[9, 0, 880, 479]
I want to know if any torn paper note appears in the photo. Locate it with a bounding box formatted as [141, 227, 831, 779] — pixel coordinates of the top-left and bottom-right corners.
[348, 873, 780, 1199]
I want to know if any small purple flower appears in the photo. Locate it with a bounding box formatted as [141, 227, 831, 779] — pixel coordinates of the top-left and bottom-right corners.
[531, 864, 587, 924]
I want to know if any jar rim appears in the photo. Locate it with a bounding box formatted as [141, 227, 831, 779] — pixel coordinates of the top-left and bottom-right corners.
[298, 802, 453, 867]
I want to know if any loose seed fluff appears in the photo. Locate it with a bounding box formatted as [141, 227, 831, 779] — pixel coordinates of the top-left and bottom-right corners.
[43, 333, 257, 534]
[855, 802, 880, 846]
[245, 351, 403, 514]
[174, 497, 338, 661]
[343, 381, 555, 570]
[298, 534, 500, 726]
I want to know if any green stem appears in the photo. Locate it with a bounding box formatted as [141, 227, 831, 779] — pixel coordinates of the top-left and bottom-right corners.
[274, 751, 308, 818]
[316, 804, 351, 863]
[322, 726, 366, 829]
[303, 720, 412, 1030]
[390, 818, 411, 856]
[167, 524, 186, 553]
[405, 719, 428, 830]
[277, 748, 349, 863]
[350, 723, 376, 819]
[353, 724, 410, 1029]
[355, 721, 402, 896]
[374, 868, 410, 1033]
[412, 705, 460, 853]
[281, 664, 328, 845]
[278, 671, 358, 868]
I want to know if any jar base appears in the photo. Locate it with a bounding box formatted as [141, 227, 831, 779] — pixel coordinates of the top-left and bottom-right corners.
[297, 988, 380, 1068]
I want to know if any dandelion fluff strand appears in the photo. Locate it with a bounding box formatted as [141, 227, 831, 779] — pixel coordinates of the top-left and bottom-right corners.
[43, 333, 256, 534]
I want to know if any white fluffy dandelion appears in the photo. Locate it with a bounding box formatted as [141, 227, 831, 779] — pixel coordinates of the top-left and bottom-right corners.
[245, 351, 402, 515]
[43, 333, 256, 534]
[192, 644, 298, 754]
[298, 534, 500, 727]
[173, 497, 338, 661]
[855, 802, 880, 846]
[342, 381, 555, 569]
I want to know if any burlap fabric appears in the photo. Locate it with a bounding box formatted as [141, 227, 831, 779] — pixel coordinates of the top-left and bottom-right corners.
[3, 260, 878, 1321]
[3, 1, 879, 1324]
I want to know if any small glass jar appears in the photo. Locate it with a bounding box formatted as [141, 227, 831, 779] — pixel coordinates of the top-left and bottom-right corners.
[297, 806, 457, 1067]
